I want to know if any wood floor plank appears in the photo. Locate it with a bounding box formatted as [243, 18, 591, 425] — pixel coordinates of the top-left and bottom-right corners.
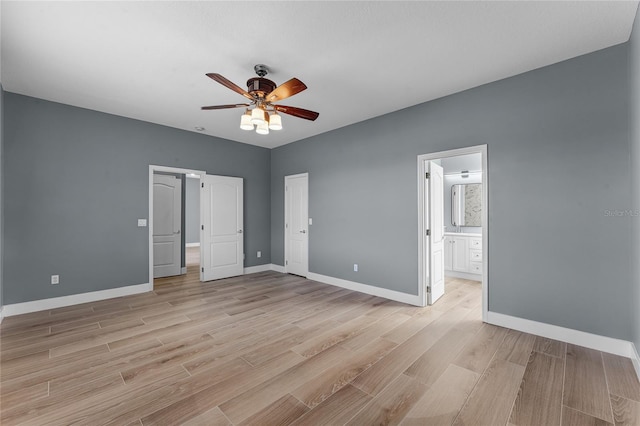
[180, 407, 232, 426]
[2, 373, 124, 425]
[352, 304, 471, 396]
[452, 357, 526, 426]
[237, 394, 309, 426]
[533, 335, 566, 358]
[563, 344, 614, 423]
[494, 329, 536, 367]
[602, 353, 640, 402]
[1, 344, 112, 395]
[219, 344, 350, 424]
[49, 339, 163, 394]
[346, 373, 428, 426]
[292, 337, 397, 408]
[404, 327, 475, 386]
[290, 384, 371, 426]
[610, 394, 640, 426]
[339, 312, 411, 351]
[381, 306, 444, 345]
[452, 323, 509, 374]
[120, 333, 215, 385]
[139, 351, 304, 425]
[508, 351, 564, 426]
[0, 382, 49, 412]
[401, 364, 480, 426]
[561, 405, 613, 426]
[291, 315, 377, 357]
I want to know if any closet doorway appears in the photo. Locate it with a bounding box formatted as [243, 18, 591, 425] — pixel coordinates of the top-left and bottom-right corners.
[149, 165, 205, 288]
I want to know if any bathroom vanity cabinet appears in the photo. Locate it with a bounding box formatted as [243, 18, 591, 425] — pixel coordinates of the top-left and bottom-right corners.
[444, 232, 482, 281]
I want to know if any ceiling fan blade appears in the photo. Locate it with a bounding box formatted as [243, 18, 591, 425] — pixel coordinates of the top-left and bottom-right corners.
[206, 73, 253, 100]
[201, 103, 250, 110]
[274, 105, 319, 121]
[266, 78, 307, 102]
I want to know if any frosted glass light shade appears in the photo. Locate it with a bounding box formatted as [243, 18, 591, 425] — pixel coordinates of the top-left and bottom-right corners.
[256, 121, 270, 135]
[251, 108, 267, 125]
[240, 113, 253, 130]
[269, 113, 282, 130]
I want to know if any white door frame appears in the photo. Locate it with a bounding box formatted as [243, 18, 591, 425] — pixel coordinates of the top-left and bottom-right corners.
[284, 172, 309, 277]
[417, 145, 488, 321]
[149, 165, 205, 289]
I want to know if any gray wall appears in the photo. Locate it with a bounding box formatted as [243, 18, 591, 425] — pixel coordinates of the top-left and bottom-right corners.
[630, 5, 640, 353]
[272, 44, 633, 341]
[185, 177, 200, 245]
[4, 94, 271, 304]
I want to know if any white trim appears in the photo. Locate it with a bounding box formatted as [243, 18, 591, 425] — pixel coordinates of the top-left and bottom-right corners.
[270, 264, 286, 273]
[2, 283, 152, 317]
[307, 272, 422, 306]
[149, 165, 206, 289]
[417, 145, 488, 321]
[486, 311, 637, 359]
[0, 307, 4, 323]
[445, 271, 483, 281]
[185, 242, 200, 248]
[284, 173, 309, 277]
[181, 267, 187, 274]
[244, 264, 272, 274]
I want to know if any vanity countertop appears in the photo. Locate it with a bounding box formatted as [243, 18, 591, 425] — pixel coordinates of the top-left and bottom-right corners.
[444, 232, 482, 237]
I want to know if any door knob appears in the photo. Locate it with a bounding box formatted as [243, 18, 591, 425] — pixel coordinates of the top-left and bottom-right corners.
[238, 230, 243, 234]
[300, 230, 306, 234]
[174, 230, 181, 234]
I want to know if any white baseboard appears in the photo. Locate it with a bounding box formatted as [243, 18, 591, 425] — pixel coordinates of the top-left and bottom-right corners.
[2, 283, 153, 317]
[445, 270, 482, 281]
[0, 307, 4, 323]
[307, 272, 422, 306]
[486, 311, 637, 360]
[243, 264, 272, 274]
[181, 267, 187, 274]
[270, 264, 285, 273]
[185, 242, 200, 248]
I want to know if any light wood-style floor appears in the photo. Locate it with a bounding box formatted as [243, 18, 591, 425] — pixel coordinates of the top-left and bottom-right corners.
[1, 267, 639, 425]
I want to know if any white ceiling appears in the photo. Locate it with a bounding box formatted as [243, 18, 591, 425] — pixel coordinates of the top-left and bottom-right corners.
[1, 1, 638, 149]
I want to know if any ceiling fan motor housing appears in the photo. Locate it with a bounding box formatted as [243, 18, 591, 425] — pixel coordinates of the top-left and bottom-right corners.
[247, 77, 276, 98]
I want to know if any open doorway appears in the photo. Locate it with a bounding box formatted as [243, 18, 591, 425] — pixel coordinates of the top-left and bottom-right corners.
[148, 165, 205, 289]
[184, 173, 201, 269]
[418, 145, 488, 321]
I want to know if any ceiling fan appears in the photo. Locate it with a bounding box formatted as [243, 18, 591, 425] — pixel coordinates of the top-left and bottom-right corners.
[202, 64, 319, 135]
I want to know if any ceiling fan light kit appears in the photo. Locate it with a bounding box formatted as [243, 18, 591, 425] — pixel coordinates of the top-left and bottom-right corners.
[202, 64, 319, 136]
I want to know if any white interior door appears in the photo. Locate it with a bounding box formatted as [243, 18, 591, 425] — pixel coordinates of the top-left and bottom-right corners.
[285, 173, 309, 277]
[201, 174, 244, 281]
[153, 174, 182, 278]
[427, 161, 445, 304]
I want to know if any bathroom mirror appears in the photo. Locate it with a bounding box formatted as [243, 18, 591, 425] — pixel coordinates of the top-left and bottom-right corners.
[452, 184, 482, 227]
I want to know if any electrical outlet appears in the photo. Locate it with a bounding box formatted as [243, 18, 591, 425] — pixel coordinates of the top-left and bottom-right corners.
[257, 251, 262, 258]
[51, 275, 60, 285]
[353, 264, 358, 272]
[137, 219, 147, 227]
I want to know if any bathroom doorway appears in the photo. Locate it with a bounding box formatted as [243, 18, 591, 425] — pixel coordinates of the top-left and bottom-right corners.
[417, 145, 488, 321]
